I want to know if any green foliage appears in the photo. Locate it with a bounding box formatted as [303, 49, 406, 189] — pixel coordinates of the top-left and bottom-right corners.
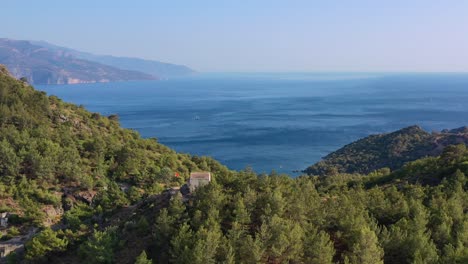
[0, 71, 226, 227]
[25, 228, 68, 260]
[1, 69, 468, 263]
[135, 250, 152, 264]
[170, 223, 194, 264]
[78, 227, 119, 264]
[347, 226, 384, 264]
[305, 125, 468, 175]
[7, 226, 20, 236]
[64, 202, 95, 230]
[136, 216, 150, 235]
[303, 226, 335, 264]
[142, 152, 468, 264]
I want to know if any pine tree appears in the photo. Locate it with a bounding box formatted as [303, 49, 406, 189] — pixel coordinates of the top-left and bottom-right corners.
[191, 226, 222, 264]
[135, 250, 152, 264]
[258, 215, 303, 263]
[233, 197, 251, 226]
[303, 227, 335, 264]
[25, 228, 68, 260]
[170, 223, 194, 264]
[347, 226, 384, 264]
[382, 199, 439, 264]
[237, 234, 264, 264]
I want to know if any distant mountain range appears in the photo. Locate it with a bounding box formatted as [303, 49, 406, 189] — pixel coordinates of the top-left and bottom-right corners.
[0, 38, 195, 84]
[31, 40, 195, 79]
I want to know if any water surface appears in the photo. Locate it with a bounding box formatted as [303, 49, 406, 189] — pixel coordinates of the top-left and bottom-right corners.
[37, 73, 468, 174]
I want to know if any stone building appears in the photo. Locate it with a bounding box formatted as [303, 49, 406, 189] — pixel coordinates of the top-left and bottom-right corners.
[188, 172, 211, 192]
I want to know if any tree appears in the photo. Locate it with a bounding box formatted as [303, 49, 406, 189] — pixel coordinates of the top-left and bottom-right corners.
[237, 235, 264, 264]
[25, 228, 68, 260]
[170, 223, 194, 264]
[153, 208, 175, 263]
[257, 215, 303, 263]
[303, 227, 335, 264]
[232, 197, 251, 226]
[381, 200, 439, 264]
[347, 226, 384, 264]
[79, 227, 119, 264]
[137, 216, 150, 235]
[135, 250, 152, 264]
[191, 226, 222, 264]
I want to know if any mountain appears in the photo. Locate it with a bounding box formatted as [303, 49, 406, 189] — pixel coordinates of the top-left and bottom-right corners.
[0, 65, 466, 263]
[0, 38, 157, 84]
[305, 125, 468, 175]
[31, 40, 196, 79]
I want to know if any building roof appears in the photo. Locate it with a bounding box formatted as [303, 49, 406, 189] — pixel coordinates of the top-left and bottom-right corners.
[190, 172, 211, 180]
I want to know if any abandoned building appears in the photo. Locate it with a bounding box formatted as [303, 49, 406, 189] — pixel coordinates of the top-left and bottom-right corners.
[0, 213, 8, 228]
[188, 172, 211, 191]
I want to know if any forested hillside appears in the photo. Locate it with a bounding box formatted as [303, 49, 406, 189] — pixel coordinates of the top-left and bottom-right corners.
[0, 65, 467, 264]
[305, 125, 468, 176]
[51, 145, 468, 264]
[0, 65, 227, 261]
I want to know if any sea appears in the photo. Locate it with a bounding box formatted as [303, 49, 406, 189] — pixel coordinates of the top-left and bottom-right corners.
[37, 72, 468, 174]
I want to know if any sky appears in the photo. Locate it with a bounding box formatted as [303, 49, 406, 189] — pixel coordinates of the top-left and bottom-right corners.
[2, 0, 468, 72]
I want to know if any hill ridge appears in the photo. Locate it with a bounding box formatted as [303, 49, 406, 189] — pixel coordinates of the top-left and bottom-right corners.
[305, 125, 468, 175]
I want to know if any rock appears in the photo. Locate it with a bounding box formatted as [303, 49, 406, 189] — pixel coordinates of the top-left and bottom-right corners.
[0, 64, 14, 78]
[74, 190, 97, 205]
[180, 184, 190, 196]
[58, 114, 69, 123]
[447, 126, 468, 134]
[42, 205, 64, 227]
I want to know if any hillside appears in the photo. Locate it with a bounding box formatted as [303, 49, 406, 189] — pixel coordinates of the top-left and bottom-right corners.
[48, 143, 468, 264]
[31, 40, 196, 79]
[0, 65, 228, 260]
[305, 125, 468, 176]
[0, 39, 157, 84]
[0, 66, 466, 264]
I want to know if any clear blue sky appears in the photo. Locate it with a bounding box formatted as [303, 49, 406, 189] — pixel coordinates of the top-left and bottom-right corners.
[2, 0, 468, 72]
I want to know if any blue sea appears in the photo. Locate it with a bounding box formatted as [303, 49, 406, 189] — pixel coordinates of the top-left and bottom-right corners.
[37, 73, 468, 174]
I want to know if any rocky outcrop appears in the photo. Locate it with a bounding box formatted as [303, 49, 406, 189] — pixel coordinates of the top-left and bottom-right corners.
[0, 228, 37, 261]
[42, 205, 64, 227]
[0, 65, 13, 78]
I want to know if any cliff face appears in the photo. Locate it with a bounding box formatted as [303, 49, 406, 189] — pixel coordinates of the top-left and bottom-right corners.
[0, 39, 157, 84]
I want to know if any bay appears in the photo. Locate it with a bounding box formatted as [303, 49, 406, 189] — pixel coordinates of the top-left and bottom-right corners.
[37, 72, 468, 174]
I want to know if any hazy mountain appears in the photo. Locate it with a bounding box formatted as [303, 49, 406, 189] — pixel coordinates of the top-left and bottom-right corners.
[0, 38, 157, 84]
[32, 40, 196, 78]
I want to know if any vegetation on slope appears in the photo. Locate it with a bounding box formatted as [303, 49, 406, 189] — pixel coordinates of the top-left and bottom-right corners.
[49, 146, 468, 264]
[305, 125, 468, 176]
[0, 65, 227, 256]
[0, 66, 467, 264]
